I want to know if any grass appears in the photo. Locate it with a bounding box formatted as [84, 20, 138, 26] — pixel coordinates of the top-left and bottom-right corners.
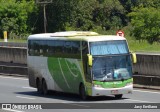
[99, 28, 160, 53]
[0, 38, 26, 43]
[128, 40, 160, 52]
[125, 35, 160, 52]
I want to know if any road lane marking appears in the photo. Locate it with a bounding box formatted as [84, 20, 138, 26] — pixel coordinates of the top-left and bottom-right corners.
[62, 102, 90, 108]
[125, 99, 157, 103]
[22, 87, 36, 90]
[16, 96, 35, 100]
[2, 109, 24, 112]
[133, 89, 160, 94]
[0, 76, 27, 80]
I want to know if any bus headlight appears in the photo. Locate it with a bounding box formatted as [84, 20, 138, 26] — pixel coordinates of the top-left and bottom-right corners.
[93, 84, 102, 88]
[126, 82, 132, 86]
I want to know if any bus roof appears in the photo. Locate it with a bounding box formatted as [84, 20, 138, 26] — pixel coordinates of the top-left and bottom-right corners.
[51, 31, 99, 36]
[28, 31, 126, 42]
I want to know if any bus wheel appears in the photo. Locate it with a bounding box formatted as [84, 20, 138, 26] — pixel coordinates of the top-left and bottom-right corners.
[79, 84, 87, 100]
[42, 79, 48, 95]
[115, 94, 123, 99]
[36, 78, 42, 93]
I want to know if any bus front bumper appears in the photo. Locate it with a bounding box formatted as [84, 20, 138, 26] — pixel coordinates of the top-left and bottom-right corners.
[92, 85, 133, 96]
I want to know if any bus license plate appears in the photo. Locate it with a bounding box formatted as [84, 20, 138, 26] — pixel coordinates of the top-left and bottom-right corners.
[111, 90, 118, 94]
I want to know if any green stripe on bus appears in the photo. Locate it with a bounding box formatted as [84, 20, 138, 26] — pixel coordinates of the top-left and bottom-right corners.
[48, 57, 84, 94]
[93, 78, 133, 88]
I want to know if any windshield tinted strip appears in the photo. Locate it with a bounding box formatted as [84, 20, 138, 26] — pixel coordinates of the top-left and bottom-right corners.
[90, 40, 129, 55]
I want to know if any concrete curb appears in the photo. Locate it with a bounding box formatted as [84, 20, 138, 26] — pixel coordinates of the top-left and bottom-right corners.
[133, 84, 160, 90]
[0, 73, 27, 78]
[0, 65, 28, 76]
[133, 75, 160, 86]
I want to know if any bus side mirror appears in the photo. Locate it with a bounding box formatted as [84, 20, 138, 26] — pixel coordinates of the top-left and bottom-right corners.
[131, 53, 137, 64]
[87, 54, 93, 67]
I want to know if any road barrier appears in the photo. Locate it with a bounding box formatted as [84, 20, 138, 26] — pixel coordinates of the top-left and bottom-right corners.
[133, 52, 160, 76]
[0, 42, 27, 48]
[0, 46, 27, 64]
[0, 65, 27, 76]
[133, 52, 160, 89]
[0, 45, 159, 89]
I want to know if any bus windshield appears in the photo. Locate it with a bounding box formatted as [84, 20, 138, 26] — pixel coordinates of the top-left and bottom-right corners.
[90, 40, 132, 81]
[92, 55, 132, 81]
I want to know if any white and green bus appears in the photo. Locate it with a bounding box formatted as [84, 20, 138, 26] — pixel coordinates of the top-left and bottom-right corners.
[27, 31, 137, 100]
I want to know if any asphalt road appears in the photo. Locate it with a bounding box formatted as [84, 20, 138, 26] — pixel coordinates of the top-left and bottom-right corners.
[0, 75, 159, 112]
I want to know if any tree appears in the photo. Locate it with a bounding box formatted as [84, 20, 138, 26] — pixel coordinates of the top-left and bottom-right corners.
[131, 0, 160, 8]
[62, 0, 125, 31]
[0, 0, 36, 38]
[69, 0, 98, 31]
[128, 7, 160, 43]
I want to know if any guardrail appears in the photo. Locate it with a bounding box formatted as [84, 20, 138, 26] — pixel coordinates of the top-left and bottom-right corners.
[132, 52, 160, 89]
[133, 52, 160, 76]
[0, 42, 27, 48]
[0, 46, 27, 64]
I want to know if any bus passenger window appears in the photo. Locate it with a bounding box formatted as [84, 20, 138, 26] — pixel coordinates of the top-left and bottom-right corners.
[33, 41, 40, 56]
[65, 41, 72, 53]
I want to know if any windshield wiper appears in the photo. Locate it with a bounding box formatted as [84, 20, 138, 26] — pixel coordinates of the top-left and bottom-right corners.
[121, 78, 124, 82]
[100, 79, 113, 82]
[93, 79, 99, 81]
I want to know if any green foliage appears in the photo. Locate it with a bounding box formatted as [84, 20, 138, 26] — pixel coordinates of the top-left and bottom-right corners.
[132, 0, 160, 8]
[40, 0, 126, 32]
[0, 0, 160, 48]
[128, 5, 160, 43]
[0, 0, 36, 38]
[69, 0, 98, 30]
[69, 0, 126, 31]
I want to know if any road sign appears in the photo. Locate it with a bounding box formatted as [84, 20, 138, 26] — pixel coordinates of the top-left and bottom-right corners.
[116, 30, 124, 37]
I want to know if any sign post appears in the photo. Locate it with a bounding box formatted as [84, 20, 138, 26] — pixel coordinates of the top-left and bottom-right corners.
[35, 0, 53, 33]
[3, 31, 8, 42]
[116, 30, 124, 37]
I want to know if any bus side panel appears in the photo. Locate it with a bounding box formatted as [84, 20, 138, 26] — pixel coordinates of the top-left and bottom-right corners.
[28, 67, 36, 88]
[39, 57, 62, 91]
[28, 56, 62, 91]
[48, 57, 84, 94]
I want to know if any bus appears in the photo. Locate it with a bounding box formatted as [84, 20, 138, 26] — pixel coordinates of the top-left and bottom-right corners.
[27, 31, 137, 100]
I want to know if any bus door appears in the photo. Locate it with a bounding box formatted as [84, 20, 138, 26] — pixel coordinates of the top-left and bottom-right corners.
[82, 41, 92, 96]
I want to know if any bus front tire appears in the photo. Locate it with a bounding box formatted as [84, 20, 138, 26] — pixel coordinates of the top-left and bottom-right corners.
[115, 94, 123, 99]
[79, 84, 87, 100]
[42, 79, 48, 95]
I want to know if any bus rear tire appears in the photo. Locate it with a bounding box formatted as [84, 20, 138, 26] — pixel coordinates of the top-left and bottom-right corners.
[42, 79, 48, 95]
[36, 78, 42, 93]
[115, 94, 123, 99]
[79, 84, 87, 100]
